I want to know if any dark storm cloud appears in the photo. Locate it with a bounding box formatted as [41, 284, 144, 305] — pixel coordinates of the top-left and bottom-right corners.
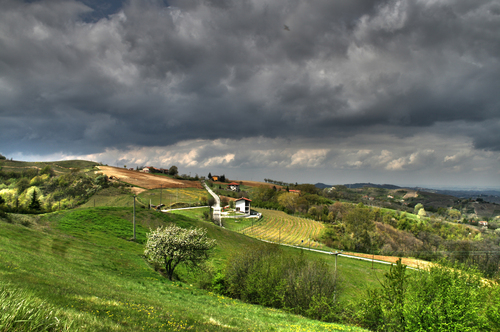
[1, 0, 500, 156]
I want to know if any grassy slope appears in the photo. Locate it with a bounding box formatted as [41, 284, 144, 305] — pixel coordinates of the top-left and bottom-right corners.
[0, 160, 98, 174]
[138, 188, 208, 208]
[0, 208, 369, 332]
[172, 208, 393, 302]
[80, 187, 141, 208]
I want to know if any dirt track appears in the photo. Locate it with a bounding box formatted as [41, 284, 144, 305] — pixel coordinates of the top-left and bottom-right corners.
[96, 166, 203, 189]
[343, 252, 433, 269]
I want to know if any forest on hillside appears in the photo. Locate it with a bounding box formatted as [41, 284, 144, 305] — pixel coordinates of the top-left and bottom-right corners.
[0, 162, 127, 214]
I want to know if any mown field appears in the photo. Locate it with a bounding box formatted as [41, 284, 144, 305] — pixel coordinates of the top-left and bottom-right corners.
[0, 207, 375, 331]
[138, 188, 208, 208]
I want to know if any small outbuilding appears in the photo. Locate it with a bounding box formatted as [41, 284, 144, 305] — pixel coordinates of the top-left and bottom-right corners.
[235, 197, 252, 215]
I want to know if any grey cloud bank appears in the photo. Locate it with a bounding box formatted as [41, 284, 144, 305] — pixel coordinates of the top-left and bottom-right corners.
[1, 0, 499, 187]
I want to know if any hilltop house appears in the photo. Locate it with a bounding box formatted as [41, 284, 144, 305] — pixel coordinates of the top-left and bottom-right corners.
[235, 197, 252, 215]
[227, 182, 240, 191]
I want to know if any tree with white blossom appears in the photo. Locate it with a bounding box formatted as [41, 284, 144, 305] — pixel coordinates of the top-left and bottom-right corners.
[144, 225, 216, 280]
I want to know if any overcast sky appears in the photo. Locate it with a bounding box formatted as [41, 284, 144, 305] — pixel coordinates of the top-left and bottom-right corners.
[1, 0, 499, 188]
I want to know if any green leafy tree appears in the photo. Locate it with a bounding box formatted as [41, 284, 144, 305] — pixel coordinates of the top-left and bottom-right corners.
[343, 204, 375, 252]
[278, 192, 298, 212]
[381, 259, 408, 331]
[448, 208, 461, 220]
[39, 166, 55, 177]
[144, 225, 216, 280]
[168, 165, 178, 176]
[0, 153, 6, 160]
[404, 262, 487, 331]
[15, 178, 30, 194]
[413, 203, 423, 214]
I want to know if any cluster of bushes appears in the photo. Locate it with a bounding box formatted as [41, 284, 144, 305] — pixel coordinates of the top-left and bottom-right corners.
[203, 244, 500, 330]
[352, 260, 499, 332]
[209, 244, 339, 322]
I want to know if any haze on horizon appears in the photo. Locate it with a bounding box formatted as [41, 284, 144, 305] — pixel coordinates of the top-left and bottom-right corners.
[1, 0, 499, 188]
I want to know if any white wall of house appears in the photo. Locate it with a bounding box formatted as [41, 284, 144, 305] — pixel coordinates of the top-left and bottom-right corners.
[235, 199, 250, 214]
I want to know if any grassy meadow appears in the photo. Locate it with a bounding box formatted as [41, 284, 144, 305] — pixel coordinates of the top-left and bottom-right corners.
[0, 159, 98, 175]
[137, 188, 208, 208]
[0, 207, 373, 331]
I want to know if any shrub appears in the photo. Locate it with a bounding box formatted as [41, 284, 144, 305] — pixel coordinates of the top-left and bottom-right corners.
[358, 259, 489, 332]
[224, 244, 339, 321]
[39, 165, 55, 177]
[404, 262, 487, 331]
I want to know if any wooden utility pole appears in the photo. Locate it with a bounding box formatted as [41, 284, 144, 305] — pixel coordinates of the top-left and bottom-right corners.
[133, 196, 136, 240]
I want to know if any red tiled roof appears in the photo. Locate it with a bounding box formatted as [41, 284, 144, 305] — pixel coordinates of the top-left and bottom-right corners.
[236, 197, 252, 202]
[228, 182, 240, 185]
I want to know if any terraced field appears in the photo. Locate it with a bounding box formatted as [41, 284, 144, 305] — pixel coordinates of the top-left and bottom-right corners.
[238, 209, 327, 250]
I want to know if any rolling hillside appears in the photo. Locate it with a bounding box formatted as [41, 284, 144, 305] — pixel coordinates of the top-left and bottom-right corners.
[0, 207, 373, 331]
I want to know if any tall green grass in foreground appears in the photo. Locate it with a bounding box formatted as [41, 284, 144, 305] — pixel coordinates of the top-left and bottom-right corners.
[0, 207, 370, 331]
[0, 284, 73, 332]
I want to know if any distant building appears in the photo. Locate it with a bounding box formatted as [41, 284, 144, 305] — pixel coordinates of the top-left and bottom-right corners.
[235, 197, 252, 215]
[227, 182, 240, 191]
[478, 221, 489, 227]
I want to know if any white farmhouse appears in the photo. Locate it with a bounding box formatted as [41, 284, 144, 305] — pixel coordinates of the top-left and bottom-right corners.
[235, 197, 252, 215]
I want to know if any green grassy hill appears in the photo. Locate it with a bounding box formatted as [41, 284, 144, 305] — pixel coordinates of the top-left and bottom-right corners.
[0, 207, 371, 331]
[0, 159, 99, 174]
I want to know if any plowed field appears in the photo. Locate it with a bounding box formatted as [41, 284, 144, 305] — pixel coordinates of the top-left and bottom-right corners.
[96, 166, 203, 189]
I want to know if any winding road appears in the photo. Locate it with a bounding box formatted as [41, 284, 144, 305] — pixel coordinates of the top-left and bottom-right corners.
[202, 181, 222, 226]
